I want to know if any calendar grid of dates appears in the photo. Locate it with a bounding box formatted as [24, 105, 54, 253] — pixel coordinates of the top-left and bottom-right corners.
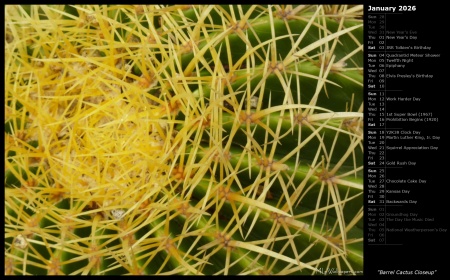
[365, 5, 446, 248]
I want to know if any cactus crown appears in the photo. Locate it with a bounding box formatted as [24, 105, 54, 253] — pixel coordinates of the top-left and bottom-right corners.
[5, 5, 364, 275]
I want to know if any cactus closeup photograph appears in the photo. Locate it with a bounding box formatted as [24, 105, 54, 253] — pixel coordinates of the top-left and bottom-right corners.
[5, 5, 364, 275]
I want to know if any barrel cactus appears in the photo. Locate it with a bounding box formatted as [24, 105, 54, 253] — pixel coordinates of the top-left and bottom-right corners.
[5, 5, 363, 275]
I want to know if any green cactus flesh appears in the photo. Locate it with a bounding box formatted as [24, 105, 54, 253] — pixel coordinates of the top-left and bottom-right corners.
[5, 5, 363, 275]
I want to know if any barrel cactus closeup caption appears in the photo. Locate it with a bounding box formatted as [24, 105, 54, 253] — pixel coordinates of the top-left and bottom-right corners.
[5, 5, 364, 275]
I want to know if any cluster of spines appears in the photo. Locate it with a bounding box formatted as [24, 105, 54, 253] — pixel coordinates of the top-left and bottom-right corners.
[5, 5, 364, 275]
